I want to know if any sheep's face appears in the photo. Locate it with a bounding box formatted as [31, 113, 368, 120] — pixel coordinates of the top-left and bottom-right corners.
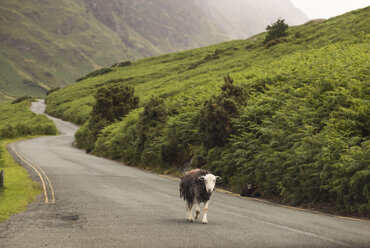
[199, 174, 221, 193]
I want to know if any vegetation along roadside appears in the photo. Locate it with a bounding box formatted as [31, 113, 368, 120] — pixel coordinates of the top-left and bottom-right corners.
[0, 99, 57, 223]
[45, 7, 370, 216]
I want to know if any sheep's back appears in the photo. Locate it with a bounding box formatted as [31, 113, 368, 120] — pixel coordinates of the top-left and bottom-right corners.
[180, 169, 209, 203]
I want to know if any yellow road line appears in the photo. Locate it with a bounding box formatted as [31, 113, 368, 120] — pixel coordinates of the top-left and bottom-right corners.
[9, 144, 55, 204]
[37, 166, 55, 203]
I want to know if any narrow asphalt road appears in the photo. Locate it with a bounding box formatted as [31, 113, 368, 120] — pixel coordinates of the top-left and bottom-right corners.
[0, 100, 369, 248]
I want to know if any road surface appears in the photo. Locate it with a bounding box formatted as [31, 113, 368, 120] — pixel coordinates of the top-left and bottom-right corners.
[0, 100, 369, 248]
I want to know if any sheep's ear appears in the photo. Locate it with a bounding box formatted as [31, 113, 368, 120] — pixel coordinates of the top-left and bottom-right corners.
[198, 176, 205, 181]
[215, 176, 221, 180]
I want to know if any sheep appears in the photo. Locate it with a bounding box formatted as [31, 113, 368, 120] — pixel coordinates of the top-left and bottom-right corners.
[241, 182, 261, 197]
[179, 169, 221, 224]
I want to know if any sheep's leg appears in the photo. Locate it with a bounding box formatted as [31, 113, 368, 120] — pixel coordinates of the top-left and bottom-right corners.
[202, 200, 210, 224]
[194, 200, 201, 220]
[186, 201, 194, 222]
[185, 201, 189, 220]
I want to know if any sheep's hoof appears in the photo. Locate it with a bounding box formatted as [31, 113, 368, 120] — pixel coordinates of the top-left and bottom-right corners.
[202, 220, 207, 224]
[187, 217, 194, 222]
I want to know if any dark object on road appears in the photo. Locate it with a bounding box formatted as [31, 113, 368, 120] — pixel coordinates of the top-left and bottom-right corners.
[241, 183, 261, 197]
[180, 169, 221, 224]
[0, 170, 4, 188]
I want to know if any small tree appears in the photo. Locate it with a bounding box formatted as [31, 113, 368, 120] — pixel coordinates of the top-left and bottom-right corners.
[135, 96, 168, 164]
[78, 85, 139, 152]
[198, 75, 246, 148]
[137, 96, 168, 149]
[11, 95, 32, 104]
[264, 18, 289, 44]
[92, 85, 139, 123]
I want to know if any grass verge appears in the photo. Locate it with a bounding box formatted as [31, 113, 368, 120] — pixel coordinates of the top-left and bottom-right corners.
[0, 137, 42, 223]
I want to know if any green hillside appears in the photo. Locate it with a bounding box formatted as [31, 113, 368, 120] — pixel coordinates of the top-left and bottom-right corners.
[0, 0, 131, 99]
[0, 0, 307, 101]
[46, 7, 370, 215]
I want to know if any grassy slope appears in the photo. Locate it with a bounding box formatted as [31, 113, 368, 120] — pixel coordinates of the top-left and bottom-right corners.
[46, 7, 370, 215]
[0, 100, 57, 222]
[46, 7, 369, 124]
[0, 0, 132, 99]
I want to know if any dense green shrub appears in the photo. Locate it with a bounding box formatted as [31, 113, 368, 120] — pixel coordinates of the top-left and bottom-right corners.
[0, 101, 57, 138]
[92, 86, 139, 123]
[46, 87, 60, 95]
[198, 75, 246, 148]
[76, 85, 139, 152]
[156, 112, 200, 169]
[11, 96, 32, 104]
[111, 61, 131, 68]
[76, 67, 113, 82]
[117, 61, 132, 68]
[136, 96, 168, 164]
[211, 44, 370, 215]
[94, 96, 175, 168]
[264, 18, 289, 44]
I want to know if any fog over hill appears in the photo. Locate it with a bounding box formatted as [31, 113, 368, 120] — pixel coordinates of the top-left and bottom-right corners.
[203, 0, 308, 39]
[0, 0, 308, 100]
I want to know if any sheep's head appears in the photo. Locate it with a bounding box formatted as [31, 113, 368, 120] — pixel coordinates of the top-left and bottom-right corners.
[247, 183, 253, 189]
[199, 174, 221, 193]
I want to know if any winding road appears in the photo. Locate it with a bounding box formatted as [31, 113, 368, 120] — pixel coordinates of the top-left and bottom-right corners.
[0, 100, 369, 248]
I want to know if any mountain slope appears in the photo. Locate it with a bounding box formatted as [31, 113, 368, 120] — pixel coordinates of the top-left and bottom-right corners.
[46, 7, 370, 215]
[0, 0, 308, 101]
[0, 0, 136, 100]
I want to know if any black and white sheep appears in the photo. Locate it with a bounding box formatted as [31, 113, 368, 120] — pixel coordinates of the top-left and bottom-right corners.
[179, 169, 220, 224]
[241, 183, 261, 197]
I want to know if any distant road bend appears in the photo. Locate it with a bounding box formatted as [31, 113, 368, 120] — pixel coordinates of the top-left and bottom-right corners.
[0, 100, 369, 248]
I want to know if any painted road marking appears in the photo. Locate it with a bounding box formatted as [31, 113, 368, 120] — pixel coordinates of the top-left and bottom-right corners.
[36, 165, 55, 204]
[9, 144, 55, 204]
[154, 191, 176, 199]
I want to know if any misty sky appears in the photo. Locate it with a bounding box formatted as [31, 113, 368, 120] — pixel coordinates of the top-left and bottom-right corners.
[291, 0, 370, 19]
